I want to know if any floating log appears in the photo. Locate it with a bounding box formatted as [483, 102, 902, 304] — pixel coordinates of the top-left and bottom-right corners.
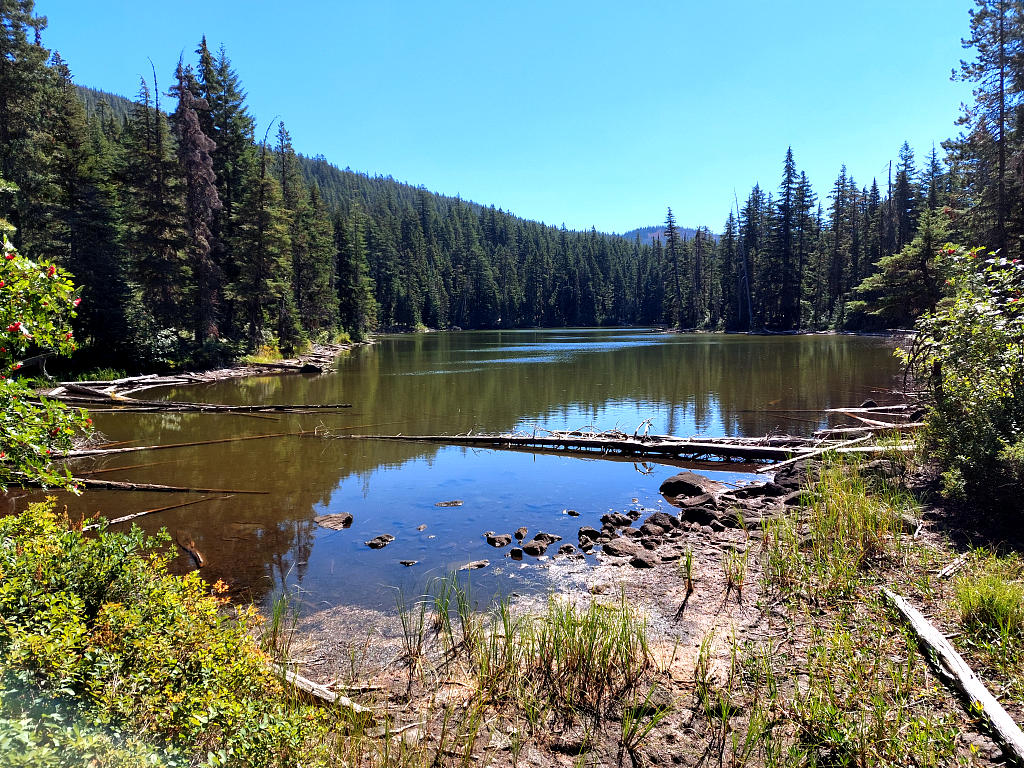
[329, 430, 834, 463]
[36, 392, 350, 413]
[71, 478, 266, 494]
[881, 588, 1024, 765]
[65, 430, 311, 457]
[86, 495, 227, 530]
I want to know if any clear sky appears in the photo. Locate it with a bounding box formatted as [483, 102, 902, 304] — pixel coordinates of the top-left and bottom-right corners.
[35, 0, 974, 233]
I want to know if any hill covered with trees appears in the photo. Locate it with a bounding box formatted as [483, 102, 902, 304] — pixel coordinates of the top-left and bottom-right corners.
[2, 0, 1022, 370]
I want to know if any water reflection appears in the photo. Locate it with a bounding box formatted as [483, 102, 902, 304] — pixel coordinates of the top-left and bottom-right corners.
[11, 330, 901, 611]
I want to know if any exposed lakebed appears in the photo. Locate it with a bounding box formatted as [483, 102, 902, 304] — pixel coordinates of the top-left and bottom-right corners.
[14, 329, 902, 612]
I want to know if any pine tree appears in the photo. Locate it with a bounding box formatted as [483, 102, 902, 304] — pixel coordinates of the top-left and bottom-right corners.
[171, 60, 222, 343]
[664, 207, 684, 328]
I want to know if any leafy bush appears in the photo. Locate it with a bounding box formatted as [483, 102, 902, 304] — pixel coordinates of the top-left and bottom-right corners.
[0, 501, 324, 767]
[0, 235, 91, 490]
[905, 246, 1024, 507]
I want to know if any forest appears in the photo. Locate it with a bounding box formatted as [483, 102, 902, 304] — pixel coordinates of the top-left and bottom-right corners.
[1, 0, 1022, 370]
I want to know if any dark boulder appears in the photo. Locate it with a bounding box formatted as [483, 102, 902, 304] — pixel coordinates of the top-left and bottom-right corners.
[365, 534, 395, 549]
[578, 526, 602, 544]
[644, 511, 681, 530]
[522, 538, 550, 556]
[630, 552, 658, 568]
[600, 512, 633, 528]
[602, 537, 642, 558]
[485, 532, 513, 547]
[680, 506, 718, 526]
[557, 543, 576, 556]
[532, 532, 562, 545]
[509, 548, 523, 560]
[640, 522, 667, 537]
[514, 526, 528, 541]
[659, 471, 727, 499]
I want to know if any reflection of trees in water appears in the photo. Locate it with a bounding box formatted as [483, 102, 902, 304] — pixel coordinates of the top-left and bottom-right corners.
[16, 332, 899, 606]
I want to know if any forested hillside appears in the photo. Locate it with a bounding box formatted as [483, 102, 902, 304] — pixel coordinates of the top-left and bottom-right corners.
[2, 0, 1022, 370]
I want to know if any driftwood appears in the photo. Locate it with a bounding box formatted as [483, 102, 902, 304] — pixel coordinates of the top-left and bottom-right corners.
[71, 478, 265, 494]
[881, 588, 1024, 765]
[274, 664, 373, 717]
[65, 430, 311, 457]
[937, 553, 970, 580]
[814, 422, 924, 438]
[330, 430, 833, 463]
[85, 495, 227, 530]
[754, 435, 871, 474]
[38, 391, 350, 413]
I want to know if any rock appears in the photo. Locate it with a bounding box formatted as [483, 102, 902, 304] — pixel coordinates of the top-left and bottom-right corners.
[680, 506, 718, 526]
[577, 526, 601, 544]
[640, 522, 667, 537]
[644, 511, 681, 530]
[630, 552, 658, 568]
[710, 519, 727, 532]
[485, 532, 513, 547]
[859, 398, 878, 408]
[723, 482, 787, 500]
[600, 512, 633, 528]
[627, 509, 642, 520]
[299, 363, 323, 374]
[314, 513, 353, 530]
[509, 548, 523, 560]
[434, 499, 463, 507]
[416, 524, 427, 531]
[562, 509, 580, 517]
[400, 560, 418, 566]
[514, 526, 528, 541]
[639, 538, 659, 550]
[532, 532, 562, 545]
[676, 492, 716, 508]
[557, 543, 576, 556]
[628, 683, 674, 715]
[602, 537, 641, 558]
[659, 471, 727, 498]
[522, 539, 549, 556]
[622, 527, 643, 538]
[458, 559, 489, 571]
[364, 534, 394, 549]
[550, 727, 593, 755]
[589, 583, 612, 595]
[772, 461, 812, 492]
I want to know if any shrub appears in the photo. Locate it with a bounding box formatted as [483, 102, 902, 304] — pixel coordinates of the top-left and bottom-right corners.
[0, 235, 91, 491]
[0, 500, 322, 767]
[904, 245, 1024, 508]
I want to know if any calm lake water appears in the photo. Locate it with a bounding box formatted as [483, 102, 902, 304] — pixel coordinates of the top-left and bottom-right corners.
[12, 330, 902, 612]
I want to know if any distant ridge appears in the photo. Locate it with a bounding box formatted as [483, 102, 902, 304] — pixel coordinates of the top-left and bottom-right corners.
[620, 225, 717, 245]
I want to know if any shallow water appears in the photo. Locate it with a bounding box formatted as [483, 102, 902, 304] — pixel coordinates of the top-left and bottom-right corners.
[12, 329, 902, 612]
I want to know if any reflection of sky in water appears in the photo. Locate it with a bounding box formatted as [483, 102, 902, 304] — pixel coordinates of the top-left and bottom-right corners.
[287, 446, 752, 612]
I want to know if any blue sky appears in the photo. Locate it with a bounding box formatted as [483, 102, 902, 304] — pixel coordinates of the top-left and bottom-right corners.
[36, 0, 974, 233]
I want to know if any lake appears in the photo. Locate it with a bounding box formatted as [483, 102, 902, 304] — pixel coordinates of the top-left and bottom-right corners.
[13, 329, 902, 613]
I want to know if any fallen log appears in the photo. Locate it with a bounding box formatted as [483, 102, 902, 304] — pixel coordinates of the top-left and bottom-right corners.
[755, 435, 871, 474]
[65, 430, 311, 457]
[814, 422, 924, 438]
[881, 588, 1024, 765]
[85, 494, 227, 530]
[330, 432, 827, 462]
[71, 478, 265, 494]
[273, 664, 373, 717]
[35, 392, 351, 413]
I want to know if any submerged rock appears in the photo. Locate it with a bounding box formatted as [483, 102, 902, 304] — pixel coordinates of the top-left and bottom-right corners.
[365, 534, 395, 549]
[400, 560, 418, 567]
[458, 559, 489, 571]
[314, 513, 353, 530]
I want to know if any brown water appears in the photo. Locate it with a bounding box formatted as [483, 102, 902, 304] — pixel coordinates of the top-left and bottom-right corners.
[10, 329, 902, 612]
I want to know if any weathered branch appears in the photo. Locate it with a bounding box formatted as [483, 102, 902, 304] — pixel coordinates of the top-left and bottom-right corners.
[881, 588, 1024, 765]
